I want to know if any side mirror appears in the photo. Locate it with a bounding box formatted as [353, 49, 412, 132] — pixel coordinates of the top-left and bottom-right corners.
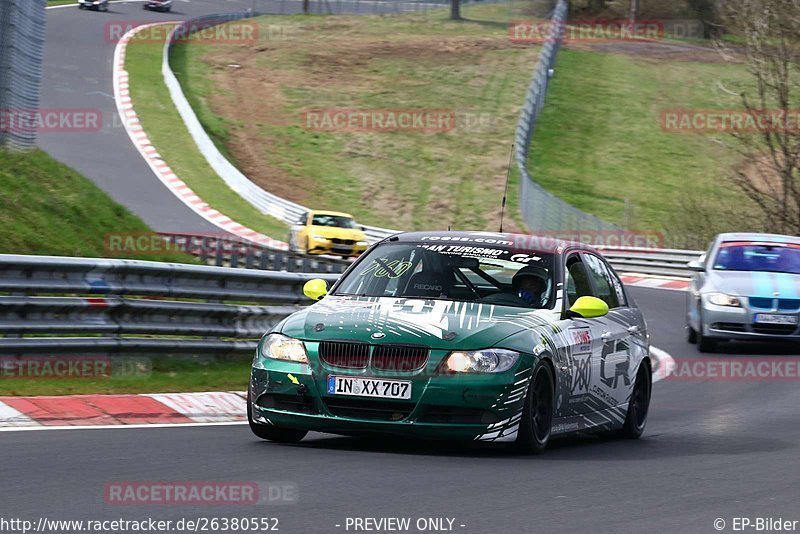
[567, 296, 609, 319]
[687, 260, 705, 272]
[303, 279, 328, 301]
[360, 226, 367, 231]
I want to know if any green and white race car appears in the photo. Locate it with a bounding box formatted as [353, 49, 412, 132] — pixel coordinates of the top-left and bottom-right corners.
[249, 231, 652, 453]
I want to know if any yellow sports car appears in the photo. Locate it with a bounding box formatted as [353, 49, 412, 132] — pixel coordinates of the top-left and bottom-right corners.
[288, 210, 369, 258]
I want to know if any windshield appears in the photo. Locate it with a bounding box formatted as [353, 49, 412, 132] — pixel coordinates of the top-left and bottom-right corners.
[713, 242, 800, 274]
[334, 242, 555, 309]
[312, 214, 358, 229]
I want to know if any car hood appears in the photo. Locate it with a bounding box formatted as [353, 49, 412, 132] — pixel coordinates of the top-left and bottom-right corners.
[310, 226, 366, 240]
[706, 270, 800, 298]
[279, 296, 556, 350]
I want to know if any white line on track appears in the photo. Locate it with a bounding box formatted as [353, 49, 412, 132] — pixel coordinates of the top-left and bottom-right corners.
[0, 421, 247, 432]
[650, 345, 676, 383]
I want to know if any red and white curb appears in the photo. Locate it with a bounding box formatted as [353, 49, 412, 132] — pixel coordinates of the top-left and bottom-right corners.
[620, 274, 690, 292]
[0, 391, 246, 430]
[112, 24, 287, 250]
[0, 346, 675, 431]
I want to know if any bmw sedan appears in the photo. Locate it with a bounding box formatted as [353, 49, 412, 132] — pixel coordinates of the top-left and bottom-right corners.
[248, 231, 652, 453]
[687, 232, 800, 352]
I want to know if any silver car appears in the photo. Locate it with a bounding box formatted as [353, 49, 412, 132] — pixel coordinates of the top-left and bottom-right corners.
[687, 232, 800, 352]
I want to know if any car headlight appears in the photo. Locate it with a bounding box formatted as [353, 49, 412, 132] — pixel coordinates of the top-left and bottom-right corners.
[260, 334, 308, 363]
[312, 235, 328, 241]
[442, 349, 520, 373]
[707, 292, 742, 307]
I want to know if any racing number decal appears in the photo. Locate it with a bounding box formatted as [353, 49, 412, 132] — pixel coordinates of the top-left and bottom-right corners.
[359, 258, 413, 279]
[571, 354, 592, 394]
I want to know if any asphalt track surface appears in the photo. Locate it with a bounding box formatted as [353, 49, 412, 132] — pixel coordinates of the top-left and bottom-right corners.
[21, 3, 800, 533]
[3, 288, 800, 534]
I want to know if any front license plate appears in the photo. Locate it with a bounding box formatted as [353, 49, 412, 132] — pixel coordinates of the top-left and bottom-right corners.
[327, 375, 412, 400]
[755, 314, 799, 325]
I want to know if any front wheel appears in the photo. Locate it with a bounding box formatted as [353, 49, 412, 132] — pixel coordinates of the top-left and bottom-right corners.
[619, 362, 651, 439]
[696, 313, 717, 353]
[686, 325, 697, 344]
[247, 391, 308, 443]
[516, 361, 554, 454]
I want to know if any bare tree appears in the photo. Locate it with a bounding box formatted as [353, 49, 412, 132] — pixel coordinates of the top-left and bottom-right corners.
[717, 0, 800, 235]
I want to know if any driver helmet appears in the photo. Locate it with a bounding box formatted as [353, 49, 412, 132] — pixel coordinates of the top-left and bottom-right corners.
[512, 265, 550, 305]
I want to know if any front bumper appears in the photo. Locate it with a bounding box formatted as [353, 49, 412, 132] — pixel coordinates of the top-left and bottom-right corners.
[702, 301, 800, 341]
[249, 354, 532, 442]
[307, 236, 367, 257]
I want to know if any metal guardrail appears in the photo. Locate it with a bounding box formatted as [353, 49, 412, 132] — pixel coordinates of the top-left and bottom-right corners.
[599, 247, 703, 278]
[158, 233, 352, 273]
[0, 246, 702, 356]
[0, 245, 701, 355]
[0, 0, 47, 151]
[0, 255, 339, 355]
[514, 0, 617, 232]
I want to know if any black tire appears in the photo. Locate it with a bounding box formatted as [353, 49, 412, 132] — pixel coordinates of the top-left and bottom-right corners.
[247, 391, 308, 443]
[687, 325, 697, 344]
[696, 312, 717, 353]
[165, 6, 171, 11]
[619, 362, 651, 439]
[516, 361, 555, 454]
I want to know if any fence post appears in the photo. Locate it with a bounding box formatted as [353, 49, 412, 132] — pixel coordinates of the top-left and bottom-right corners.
[0, 0, 47, 151]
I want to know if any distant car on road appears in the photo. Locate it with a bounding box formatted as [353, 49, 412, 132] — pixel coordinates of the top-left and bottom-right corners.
[289, 210, 369, 258]
[78, 0, 108, 11]
[143, 0, 172, 12]
[687, 232, 800, 352]
[249, 231, 652, 453]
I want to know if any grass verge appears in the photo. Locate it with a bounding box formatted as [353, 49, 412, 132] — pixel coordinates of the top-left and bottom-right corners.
[0, 356, 250, 396]
[527, 47, 758, 244]
[124, 27, 291, 241]
[0, 148, 194, 262]
[171, 3, 542, 232]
